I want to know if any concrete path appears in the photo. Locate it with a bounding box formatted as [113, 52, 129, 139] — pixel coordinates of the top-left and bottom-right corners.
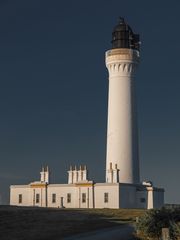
[64, 224, 135, 240]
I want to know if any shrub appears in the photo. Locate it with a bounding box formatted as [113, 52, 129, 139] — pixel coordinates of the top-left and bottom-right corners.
[136, 208, 180, 240]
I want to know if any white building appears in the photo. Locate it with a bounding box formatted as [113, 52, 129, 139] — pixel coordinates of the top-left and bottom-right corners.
[10, 18, 164, 209]
[10, 166, 164, 209]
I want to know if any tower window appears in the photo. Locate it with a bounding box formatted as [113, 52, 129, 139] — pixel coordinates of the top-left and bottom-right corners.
[18, 194, 22, 204]
[36, 193, 40, 203]
[52, 194, 56, 203]
[104, 193, 109, 203]
[82, 193, 86, 203]
[67, 193, 71, 203]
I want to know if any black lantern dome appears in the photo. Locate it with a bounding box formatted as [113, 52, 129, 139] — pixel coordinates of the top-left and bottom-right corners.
[111, 17, 140, 51]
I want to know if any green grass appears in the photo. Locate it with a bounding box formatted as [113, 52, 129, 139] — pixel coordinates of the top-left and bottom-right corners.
[0, 206, 146, 240]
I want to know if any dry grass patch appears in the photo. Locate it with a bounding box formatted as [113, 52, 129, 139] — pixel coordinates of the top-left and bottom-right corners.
[0, 206, 145, 240]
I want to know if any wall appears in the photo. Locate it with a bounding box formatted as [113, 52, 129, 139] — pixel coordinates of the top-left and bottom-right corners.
[10, 183, 120, 209]
[147, 187, 164, 209]
[30, 186, 47, 207]
[119, 184, 137, 208]
[10, 183, 164, 209]
[94, 183, 119, 208]
[152, 188, 164, 209]
[136, 188, 148, 209]
[47, 184, 77, 208]
[10, 185, 31, 206]
[119, 184, 150, 209]
[47, 184, 94, 208]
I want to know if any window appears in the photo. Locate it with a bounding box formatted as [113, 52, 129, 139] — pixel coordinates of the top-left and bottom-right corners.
[82, 193, 86, 203]
[36, 193, 40, 203]
[140, 198, 146, 203]
[52, 194, 56, 203]
[104, 193, 108, 203]
[18, 194, 22, 204]
[67, 193, 71, 203]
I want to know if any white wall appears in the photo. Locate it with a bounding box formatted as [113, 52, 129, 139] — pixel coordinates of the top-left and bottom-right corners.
[10, 183, 164, 209]
[30, 187, 47, 207]
[47, 184, 77, 208]
[10, 183, 120, 209]
[10, 185, 48, 207]
[94, 183, 119, 209]
[10, 185, 31, 206]
[47, 184, 94, 208]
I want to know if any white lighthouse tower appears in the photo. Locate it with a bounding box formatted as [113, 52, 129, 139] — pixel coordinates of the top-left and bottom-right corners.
[106, 18, 140, 184]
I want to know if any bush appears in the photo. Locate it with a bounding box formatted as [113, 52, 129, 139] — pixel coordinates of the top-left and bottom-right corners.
[136, 208, 180, 240]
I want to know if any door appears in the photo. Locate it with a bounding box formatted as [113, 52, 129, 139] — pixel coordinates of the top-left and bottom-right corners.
[60, 197, 64, 208]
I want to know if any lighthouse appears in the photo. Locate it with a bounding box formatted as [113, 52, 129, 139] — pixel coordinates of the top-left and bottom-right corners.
[106, 18, 140, 184]
[10, 17, 164, 210]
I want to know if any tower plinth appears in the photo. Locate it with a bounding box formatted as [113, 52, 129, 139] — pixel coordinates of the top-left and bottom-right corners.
[106, 19, 140, 184]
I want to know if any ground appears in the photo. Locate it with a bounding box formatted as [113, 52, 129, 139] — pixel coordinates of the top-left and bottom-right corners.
[0, 206, 145, 240]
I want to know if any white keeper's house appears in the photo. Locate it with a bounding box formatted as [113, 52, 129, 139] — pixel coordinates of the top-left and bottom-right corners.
[10, 18, 164, 209]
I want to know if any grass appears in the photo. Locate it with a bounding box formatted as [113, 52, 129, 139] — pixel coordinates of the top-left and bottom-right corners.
[0, 206, 146, 240]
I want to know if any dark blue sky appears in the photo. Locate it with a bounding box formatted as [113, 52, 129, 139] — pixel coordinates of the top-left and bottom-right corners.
[0, 0, 180, 204]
